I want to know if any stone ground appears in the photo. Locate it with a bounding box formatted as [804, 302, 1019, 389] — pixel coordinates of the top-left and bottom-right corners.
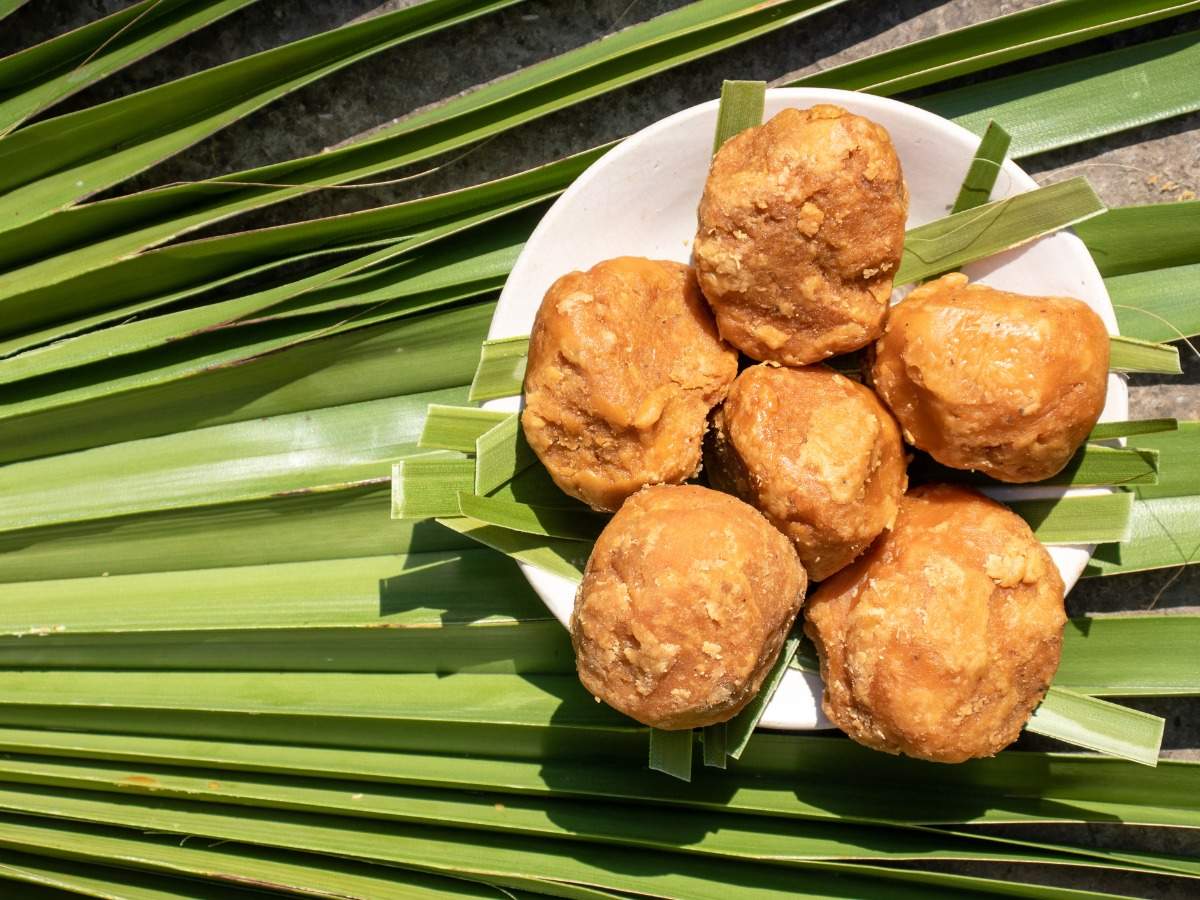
[3, 1, 1198, 896]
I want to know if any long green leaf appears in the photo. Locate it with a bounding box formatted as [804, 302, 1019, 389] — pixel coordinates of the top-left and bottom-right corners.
[0, 191, 545, 383]
[1078, 201, 1200, 277]
[0, 551, 565, 673]
[0, 484, 474, 585]
[0, 300, 492, 465]
[791, 0, 1200, 96]
[0, 0, 27, 21]
[0, 754, 1195, 883]
[0, 152, 575, 347]
[393, 457, 476, 519]
[0, 0, 849, 307]
[913, 444, 1160, 488]
[894, 177, 1104, 284]
[920, 30, 1200, 158]
[0, 725, 1194, 830]
[0, 669, 638, 760]
[0, 846, 268, 900]
[0, 0, 261, 133]
[0, 387, 463, 534]
[1057, 615, 1200, 697]
[1088, 418, 1177, 441]
[0, 777, 1160, 900]
[1027, 687, 1163, 767]
[0, 0, 522, 232]
[1085, 495, 1200, 577]
[1109, 262, 1200, 343]
[0, 820, 515, 900]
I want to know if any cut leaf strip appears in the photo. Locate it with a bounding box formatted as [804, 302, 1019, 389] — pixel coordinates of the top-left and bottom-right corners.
[420, 404, 509, 452]
[1085, 495, 1200, 576]
[1056, 615, 1200, 697]
[470, 335, 531, 401]
[895, 177, 1105, 285]
[913, 444, 1159, 488]
[712, 79, 765, 152]
[1008, 492, 1134, 544]
[1089, 418, 1178, 441]
[1108, 334, 1183, 374]
[726, 631, 803, 761]
[951, 120, 1011, 213]
[1027, 687, 1163, 767]
[392, 457, 475, 520]
[456, 494, 605, 542]
[702, 723, 728, 770]
[437, 517, 589, 584]
[648, 729, 693, 782]
[475, 414, 537, 495]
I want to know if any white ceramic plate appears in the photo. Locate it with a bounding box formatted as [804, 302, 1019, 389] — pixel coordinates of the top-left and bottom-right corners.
[485, 88, 1127, 730]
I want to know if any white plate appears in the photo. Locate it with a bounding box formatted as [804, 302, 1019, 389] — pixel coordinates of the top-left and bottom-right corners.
[485, 88, 1127, 731]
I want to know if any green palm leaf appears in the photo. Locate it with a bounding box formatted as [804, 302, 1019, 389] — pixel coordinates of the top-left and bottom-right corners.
[791, 0, 1200, 96]
[0, 0, 522, 231]
[921, 30, 1200, 157]
[0, 0, 261, 134]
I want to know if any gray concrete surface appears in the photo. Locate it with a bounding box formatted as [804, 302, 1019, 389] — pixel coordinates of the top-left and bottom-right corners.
[3, 1, 1198, 896]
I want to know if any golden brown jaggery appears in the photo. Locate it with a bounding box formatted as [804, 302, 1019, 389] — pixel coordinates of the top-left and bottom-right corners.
[694, 105, 908, 365]
[706, 363, 907, 581]
[521, 257, 738, 511]
[804, 484, 1065, 763]
[572, 484, 806, 730]
[869, 273, 1110, 483]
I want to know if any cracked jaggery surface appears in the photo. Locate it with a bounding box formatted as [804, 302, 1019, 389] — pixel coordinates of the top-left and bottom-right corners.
[869, 273, 1110, 483]
[804, 484, 1065, 763]
[521, 257, 738, 511]
[706, 363, 907, 581]
[572, 484, 806, 730]
[694, 105, 907, 365]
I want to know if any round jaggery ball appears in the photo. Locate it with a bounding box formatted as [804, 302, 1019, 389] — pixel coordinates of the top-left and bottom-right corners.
[693, 104, 908, 365]
[705, 363, 907, 582]
[804, 484, 1066, 763]
[521, 257, 738, 511]
[869, 273, 1110, 483]
[572, 484, 806, 730]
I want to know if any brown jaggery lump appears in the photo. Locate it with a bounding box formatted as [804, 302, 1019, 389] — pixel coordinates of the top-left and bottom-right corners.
[694, 105, 908, 365]
[521, 257, 738, 511]
[706, 363, 907, 581]
[572, 484, 806, 730]
[804, 484, 1066, 763]
[870, 273, 1110, 483]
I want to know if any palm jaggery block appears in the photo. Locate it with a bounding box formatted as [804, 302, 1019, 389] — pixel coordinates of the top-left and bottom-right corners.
[522, 257, 738, 511]
[805, 484, 1066, 763]
[706, 363, 907, 581]
[573, 484, 806, 730]
[695, 105, 907, 365]
[870, 273, 1109, 483]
